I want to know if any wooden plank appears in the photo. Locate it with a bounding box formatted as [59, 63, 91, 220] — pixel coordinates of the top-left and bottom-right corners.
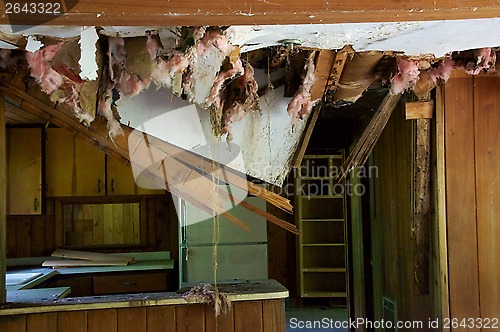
[27, 313, 57, 332]
[205, 303, 234, 332]
[342, 92, 402, 174]
[176, 304, 205, 332]
[42, 259, 130, 268]
[1, 0, 499, 26]
[112, 204, 124, 244]
[349, 168, 366, 327]
[51, 249, 134, 263]
[262, 300, 286, 332]
[57, 311, 87, 332]
[146, 306, 176, 332]
[413, 118, 431, 295]
[88, 309, 117, 332]
[117, 308, 146, 332]
[435, 84, 450, 327]
[0, 94, 5, 303]
[0, 315, 26, 332]
[6, 219, 16, 257]
[15, 218, 31, 258]
[234, 301, 263, 332]
[473, 75, 500, 318]
[444, 71, 480, 319]
[30, 217, 46, 257]
[405, 100, 434, 120]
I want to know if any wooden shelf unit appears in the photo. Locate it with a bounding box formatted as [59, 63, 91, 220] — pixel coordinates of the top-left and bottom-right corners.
[295, 152, 348, 299]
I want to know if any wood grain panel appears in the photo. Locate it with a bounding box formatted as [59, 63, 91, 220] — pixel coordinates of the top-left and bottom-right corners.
[443, 71, 480, 319]
[262, 300, 286, 332]
[147, 306, 176, 331]
[234, 301, 263, 332]
[1, 0, 499, 25]
[473, 75, 500, 318]
[27, 313, 57, 332]
[117, 308, 146, 332]
[176, 304, 205, 332]
[0, 315, 26, 332]
[88, 309, 117, 332]
[57, 311, 87, 332]
[45, 128, 74, 197]
[205, 303, 234, 332]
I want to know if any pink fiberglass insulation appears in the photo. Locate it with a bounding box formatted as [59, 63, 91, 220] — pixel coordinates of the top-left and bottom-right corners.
[222, 62, 260, 140]
[108, 37, 151, 97]
[25, 42, 65, 94]
[462, 48, 496, 75]
[287, 55, 318, 127]
[98, 87, 123, 139]
[389, 57, 420, 95]
[205, 58, 245, 110]
[427, 57, 456, 83]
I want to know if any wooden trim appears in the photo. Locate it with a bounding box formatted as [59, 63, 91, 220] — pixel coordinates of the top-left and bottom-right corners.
[435, 84, 450, 327]
[0, 1, 499, 26]
[0, 94, 6, 304]
[405, 101, 434, 120]
[350, 168, 366, 329]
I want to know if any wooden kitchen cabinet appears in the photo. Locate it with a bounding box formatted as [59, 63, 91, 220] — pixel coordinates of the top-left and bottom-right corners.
[46, 128, 105, 197]
[46, 128, 163, 196]
[7, 127, 43, 215]
[93, 271, 168, 295]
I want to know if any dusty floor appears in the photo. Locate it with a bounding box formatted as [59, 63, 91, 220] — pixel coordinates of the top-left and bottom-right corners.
[285, 306, 348, 332]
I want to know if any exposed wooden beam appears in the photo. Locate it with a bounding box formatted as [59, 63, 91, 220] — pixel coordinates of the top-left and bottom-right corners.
[0, 1, 499, 26]
[0, 94, 6, 305]
[341, 92, 402, 176]
[413, 117, 431, 295]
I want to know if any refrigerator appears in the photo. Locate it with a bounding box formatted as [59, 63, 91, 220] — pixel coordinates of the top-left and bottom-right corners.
[178, 194, 268, 287]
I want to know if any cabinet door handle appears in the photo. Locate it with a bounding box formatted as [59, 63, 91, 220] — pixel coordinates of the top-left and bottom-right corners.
[111, 178, 115, 192]
[97, 179, 102, 193]
[33, 198, 38, 212]
[122, 281, 137, 287]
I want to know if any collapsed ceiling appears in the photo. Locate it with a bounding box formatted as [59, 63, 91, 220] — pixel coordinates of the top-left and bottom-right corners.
[0, 22, 499, 186]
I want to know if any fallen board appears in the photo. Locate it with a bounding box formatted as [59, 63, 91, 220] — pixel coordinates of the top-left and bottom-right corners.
[42, 259, 130, 268]
[51, 249, 135, 264]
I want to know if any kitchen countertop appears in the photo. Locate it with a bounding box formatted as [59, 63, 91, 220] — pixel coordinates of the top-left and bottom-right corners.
[5, 251, 174, 304]
[0, 279, 288, 315]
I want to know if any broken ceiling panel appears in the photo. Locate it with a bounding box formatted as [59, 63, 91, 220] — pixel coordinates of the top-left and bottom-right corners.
[226, 18, 500, 57]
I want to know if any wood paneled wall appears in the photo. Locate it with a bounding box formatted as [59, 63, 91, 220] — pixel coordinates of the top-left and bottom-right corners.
[444, 72, 500, 319]
[6, 195, 177, 260]
[0, 299, 286, 332]
[371, 99, 438, 322]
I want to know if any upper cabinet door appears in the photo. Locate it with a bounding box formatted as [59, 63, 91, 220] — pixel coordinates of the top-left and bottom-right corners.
[74, 136, 105, 196]
[45, 128, 74, 197]
[7, 127, 43, 215]
[106, 156, 136, 195]
[46, 128, 105, 196]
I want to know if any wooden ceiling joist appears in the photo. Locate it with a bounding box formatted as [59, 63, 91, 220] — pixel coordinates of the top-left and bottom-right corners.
[0, 82, 299, 235]
[341, 92, 402, 176]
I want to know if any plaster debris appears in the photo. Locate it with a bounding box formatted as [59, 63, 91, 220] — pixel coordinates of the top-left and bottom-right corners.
[183, 283, 231, 316]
